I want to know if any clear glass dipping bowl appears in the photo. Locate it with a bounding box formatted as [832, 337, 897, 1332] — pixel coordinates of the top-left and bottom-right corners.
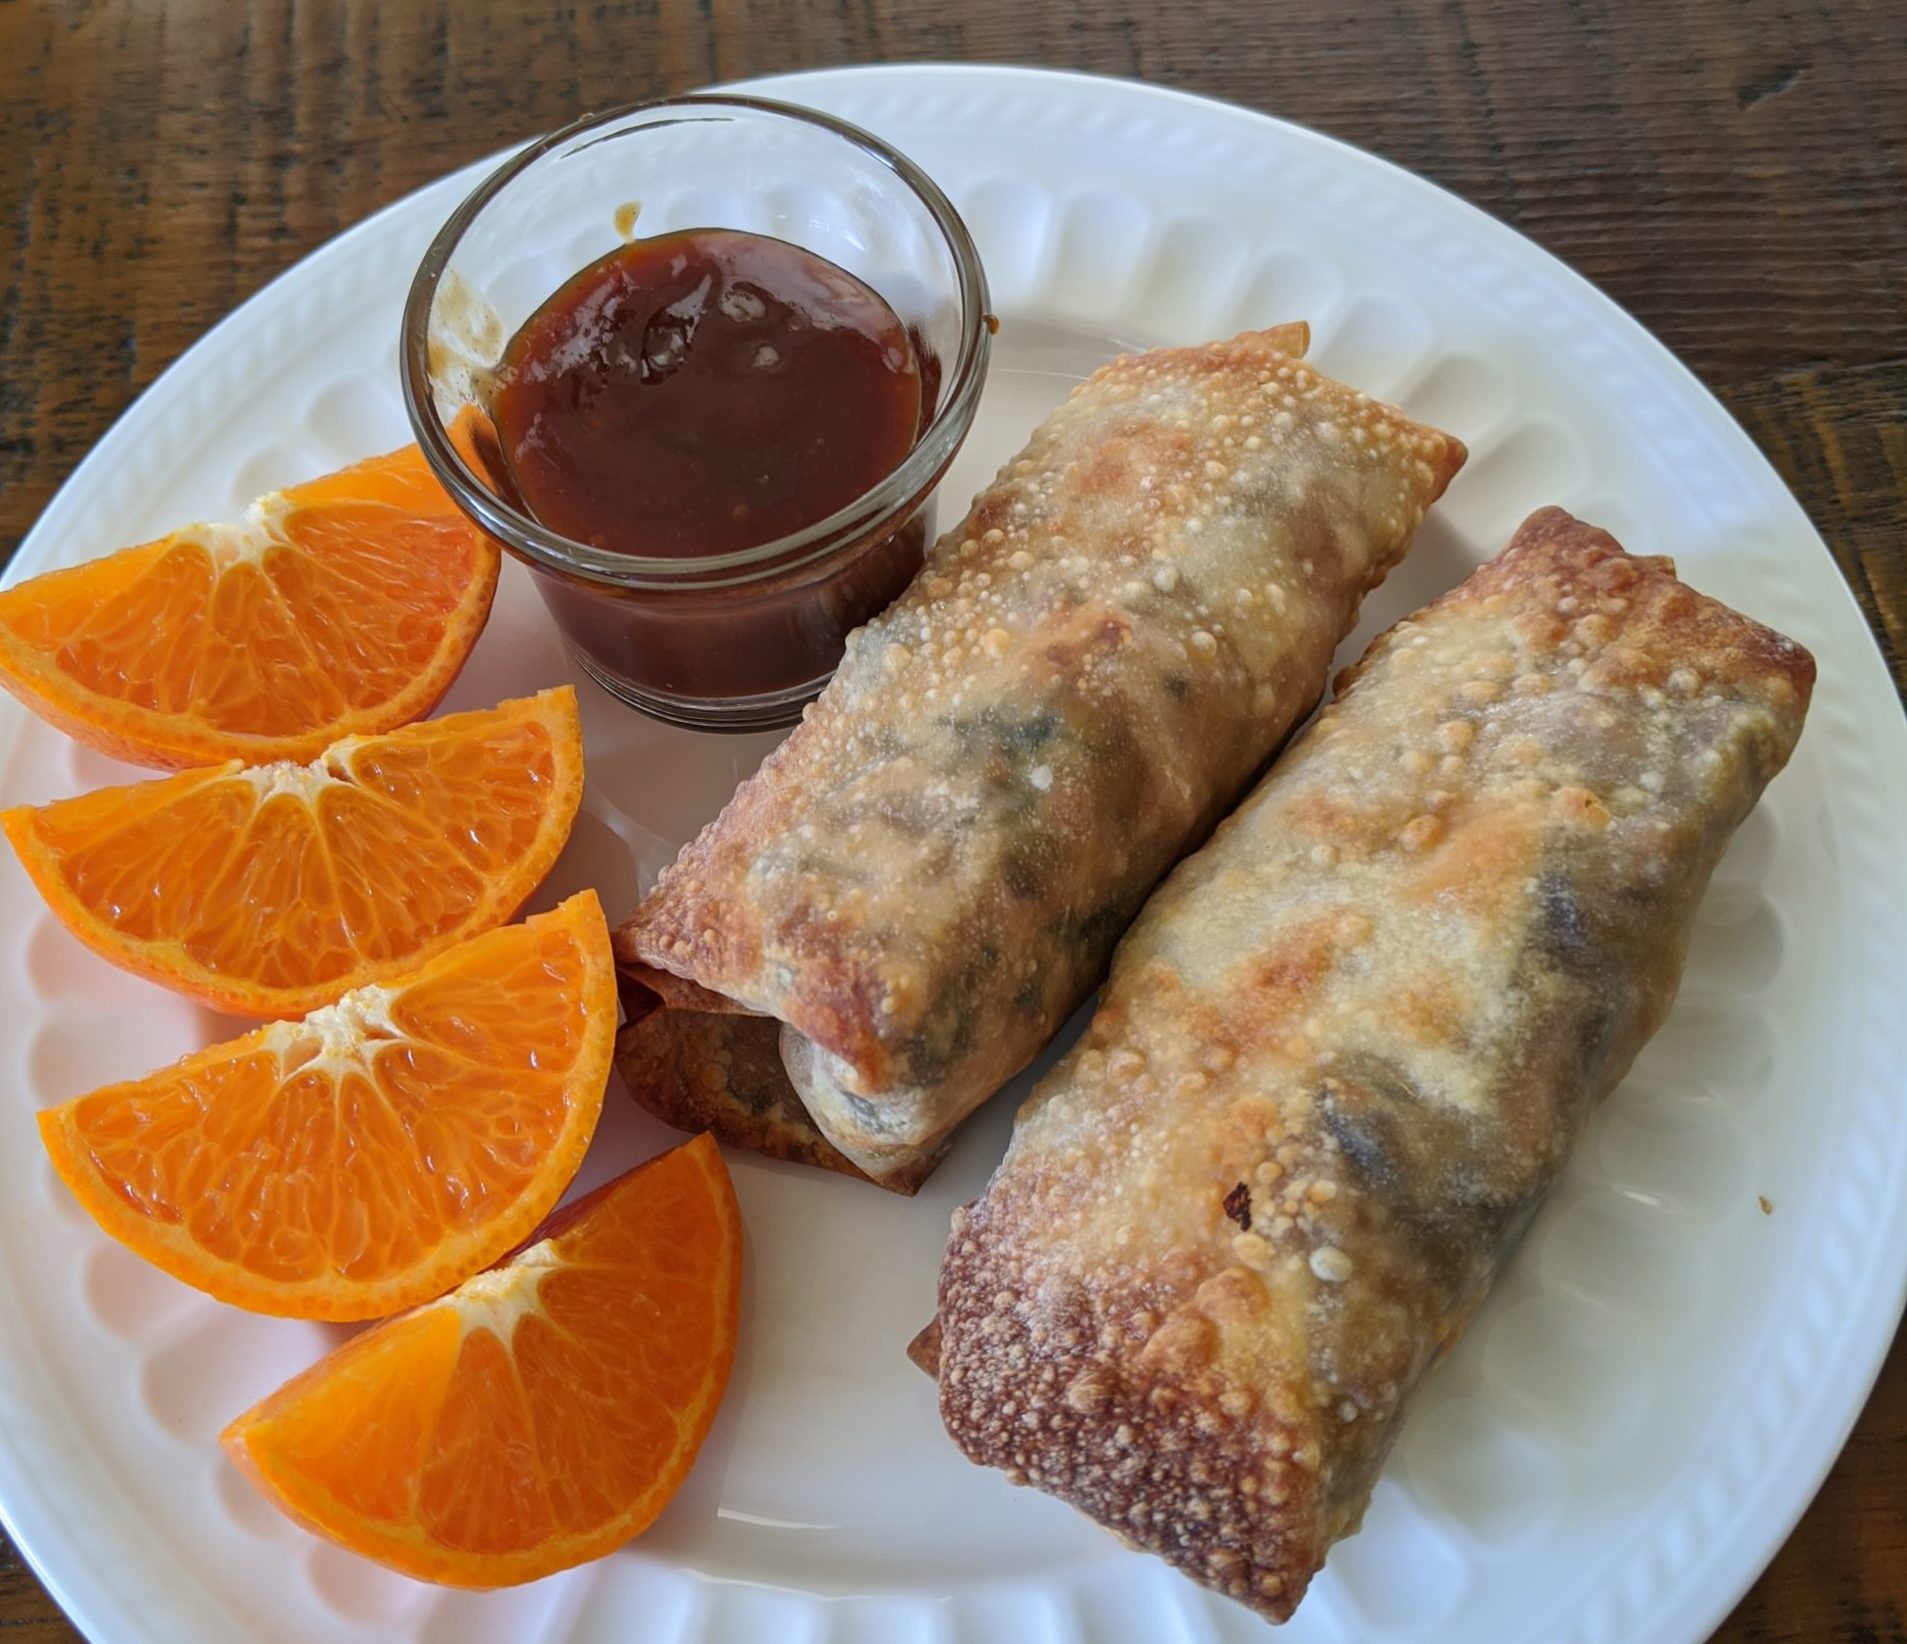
[401, 95, 991, 732]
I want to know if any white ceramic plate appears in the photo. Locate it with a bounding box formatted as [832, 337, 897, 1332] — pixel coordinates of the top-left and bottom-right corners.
[2, 63, 1902, 1644]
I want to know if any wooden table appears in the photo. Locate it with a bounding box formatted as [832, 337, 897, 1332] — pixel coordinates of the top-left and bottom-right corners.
[2, 1, 1901, 1639]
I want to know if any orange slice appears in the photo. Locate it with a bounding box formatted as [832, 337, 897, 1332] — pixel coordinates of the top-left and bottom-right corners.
[37, 892, 615, 1321]
[3, 686, 585, 1019]
[0, 436, 501, 769]
[222, 1134, 742, 1587]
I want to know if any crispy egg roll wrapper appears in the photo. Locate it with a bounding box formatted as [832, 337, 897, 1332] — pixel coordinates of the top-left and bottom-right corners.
[930, 509, 1813, 1619]
[615, 971, 948, 1194]
[616, 324, 1466, 1183]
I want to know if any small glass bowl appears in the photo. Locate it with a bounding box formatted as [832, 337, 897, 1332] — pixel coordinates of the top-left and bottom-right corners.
[401, 95, 991, 732]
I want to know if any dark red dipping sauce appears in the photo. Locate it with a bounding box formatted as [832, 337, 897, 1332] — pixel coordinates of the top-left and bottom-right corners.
[492, 228, 930, 559]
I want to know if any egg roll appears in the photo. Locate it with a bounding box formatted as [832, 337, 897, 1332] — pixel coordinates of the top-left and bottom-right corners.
[615, 324, 1466, 1186]
[926, 508, 1814, 1619]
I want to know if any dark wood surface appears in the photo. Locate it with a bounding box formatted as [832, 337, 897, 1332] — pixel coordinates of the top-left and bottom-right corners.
[1, 1, 1901, 1639]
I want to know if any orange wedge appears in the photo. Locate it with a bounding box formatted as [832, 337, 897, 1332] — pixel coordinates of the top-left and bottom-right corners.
[3, 686, 585, 1019]
[222, 1134, 742, 1587]
[37, 892, 615, 1321]
[0, 438, 500, 769]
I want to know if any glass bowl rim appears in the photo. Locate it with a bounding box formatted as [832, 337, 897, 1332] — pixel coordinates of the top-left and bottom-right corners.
[399, 92, 991, 590]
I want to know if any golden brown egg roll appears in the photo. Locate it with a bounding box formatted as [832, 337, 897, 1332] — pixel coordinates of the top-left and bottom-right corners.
[926, 508, 1814, 1618]
[615, 324, 1465, 1186]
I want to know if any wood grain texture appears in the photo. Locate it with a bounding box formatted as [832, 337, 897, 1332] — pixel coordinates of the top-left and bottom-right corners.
[0, 1, 1900, 1640]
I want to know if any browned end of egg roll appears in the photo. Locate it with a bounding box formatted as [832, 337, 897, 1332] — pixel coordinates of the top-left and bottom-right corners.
[929, 507, 1813, 1620]
[615, 970, 948, 1193]
[614, 324, 1466, 1187]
